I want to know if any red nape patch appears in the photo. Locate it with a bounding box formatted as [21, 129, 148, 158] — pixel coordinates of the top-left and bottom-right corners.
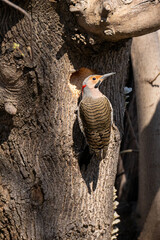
[82, 84, 86, 92]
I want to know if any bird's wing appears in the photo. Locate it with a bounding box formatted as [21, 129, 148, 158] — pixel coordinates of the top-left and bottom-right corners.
[77, 103, 85, 135]
[79, 96, 112, 150]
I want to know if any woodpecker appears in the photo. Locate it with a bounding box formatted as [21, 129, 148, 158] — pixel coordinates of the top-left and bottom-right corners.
[78, 73, 115, 157]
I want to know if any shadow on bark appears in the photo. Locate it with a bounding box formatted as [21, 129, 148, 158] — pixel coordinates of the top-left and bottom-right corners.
[117, 101, 160, 240]
[138, 100, 160, 230]
[0, 1, 29, 45]
[73, 115, 100, 194]
[0, 111, 13, 144]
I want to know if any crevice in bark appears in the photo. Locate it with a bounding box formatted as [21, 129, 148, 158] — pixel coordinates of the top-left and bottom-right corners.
[0, 112, 13, 145]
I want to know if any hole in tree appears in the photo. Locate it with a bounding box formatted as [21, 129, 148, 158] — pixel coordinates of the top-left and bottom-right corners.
[69, 67, 96, 98]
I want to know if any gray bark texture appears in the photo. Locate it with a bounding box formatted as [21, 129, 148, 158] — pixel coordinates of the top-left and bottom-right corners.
[131, 32, 160, 240]
[0, 0, 131, 239]
[69, 0, 160, 41]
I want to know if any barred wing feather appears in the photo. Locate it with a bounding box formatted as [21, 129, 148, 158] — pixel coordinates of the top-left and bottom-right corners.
[79, 96, 112, 151]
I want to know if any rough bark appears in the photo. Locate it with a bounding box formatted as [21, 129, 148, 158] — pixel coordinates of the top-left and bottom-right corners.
[0, 0, 131, 239]
[131, 32, 160, 239]
[69, 0, 160, 41]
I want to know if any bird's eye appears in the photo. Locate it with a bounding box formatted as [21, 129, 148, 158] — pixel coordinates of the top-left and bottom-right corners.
[92, 77, 96, 80]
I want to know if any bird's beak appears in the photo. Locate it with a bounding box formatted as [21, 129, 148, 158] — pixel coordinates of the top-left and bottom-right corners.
[99, 72, 116, 82]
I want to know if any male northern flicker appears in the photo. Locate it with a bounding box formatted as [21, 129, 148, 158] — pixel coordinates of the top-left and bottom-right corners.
[78, 73, 115, 157]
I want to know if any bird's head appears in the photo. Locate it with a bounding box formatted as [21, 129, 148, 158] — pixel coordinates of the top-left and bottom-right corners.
[82, 72, 116, 94]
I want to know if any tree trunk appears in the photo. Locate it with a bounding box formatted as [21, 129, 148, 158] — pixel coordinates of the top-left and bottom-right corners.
[131, 32, 160, 239]
[0, 0, 130, 239]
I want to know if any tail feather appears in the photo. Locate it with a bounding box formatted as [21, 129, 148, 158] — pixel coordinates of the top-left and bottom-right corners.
[94, 149, 107, 160]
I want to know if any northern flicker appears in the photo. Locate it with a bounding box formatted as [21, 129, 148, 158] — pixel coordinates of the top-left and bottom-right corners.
[78, 73, 115, 157]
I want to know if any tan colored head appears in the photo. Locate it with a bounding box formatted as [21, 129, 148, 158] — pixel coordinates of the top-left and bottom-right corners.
[82, 73, 116, 94]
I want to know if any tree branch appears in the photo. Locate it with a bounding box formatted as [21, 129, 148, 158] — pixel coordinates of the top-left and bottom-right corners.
[69, 0, 160, 41]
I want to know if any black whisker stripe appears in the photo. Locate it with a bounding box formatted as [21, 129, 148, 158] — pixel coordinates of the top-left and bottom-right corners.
[79, 96, 112, 151]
